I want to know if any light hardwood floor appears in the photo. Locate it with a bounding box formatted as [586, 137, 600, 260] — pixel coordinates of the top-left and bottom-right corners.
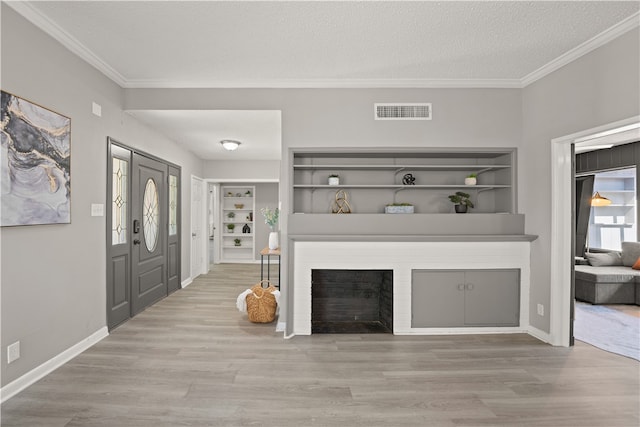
[2, 263, 638, 426]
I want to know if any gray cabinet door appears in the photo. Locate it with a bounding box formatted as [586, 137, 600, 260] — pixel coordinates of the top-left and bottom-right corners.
[411, 269, 520, 328]
[464, 270, 520, 326]
[412, 271, 465, 327]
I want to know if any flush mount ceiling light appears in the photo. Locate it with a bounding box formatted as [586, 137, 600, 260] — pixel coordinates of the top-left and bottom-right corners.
[220, 140, 241, 151]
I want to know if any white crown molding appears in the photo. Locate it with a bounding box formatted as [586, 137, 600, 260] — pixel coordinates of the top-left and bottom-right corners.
[521, 11, 640, 87]
[123, 78, 523, 89]
[5, 0, 129, 87]
[7, 2, 639, 90]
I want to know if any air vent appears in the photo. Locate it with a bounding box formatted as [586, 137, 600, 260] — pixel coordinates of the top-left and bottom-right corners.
[374, 103, 432, 120]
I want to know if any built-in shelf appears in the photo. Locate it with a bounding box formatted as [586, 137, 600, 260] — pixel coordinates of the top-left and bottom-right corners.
[291, 148, 516, 214]
[221, 185, 255, 263]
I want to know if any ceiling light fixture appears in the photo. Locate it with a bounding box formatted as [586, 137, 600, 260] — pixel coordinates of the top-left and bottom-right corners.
[220, 140, 241, 151]
[591, 192, 612, 207]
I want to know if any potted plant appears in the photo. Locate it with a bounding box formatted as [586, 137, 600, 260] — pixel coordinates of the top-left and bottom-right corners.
[227, 223, 235, 233]
[227, 211, 235, 219]
[261, 207, 280, 249]
[384, 203, 414, 214]
[465, 173, 477, 185]
[448, 192, 474, 213]
[328, 174, 340, 186]
[234, 238, 241, 246]
[245, 190, 252, 197]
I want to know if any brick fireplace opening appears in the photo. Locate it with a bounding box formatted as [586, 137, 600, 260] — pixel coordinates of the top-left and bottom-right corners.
[311, 269, 393, 333]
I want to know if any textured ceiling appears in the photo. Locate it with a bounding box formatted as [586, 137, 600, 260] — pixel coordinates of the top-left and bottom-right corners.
[8, 1, 639, 160]
[126, 110, 282, 160]
[16, 1, 640, 87]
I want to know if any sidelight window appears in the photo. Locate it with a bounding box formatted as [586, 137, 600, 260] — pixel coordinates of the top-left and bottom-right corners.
[112, 158, 128, 245]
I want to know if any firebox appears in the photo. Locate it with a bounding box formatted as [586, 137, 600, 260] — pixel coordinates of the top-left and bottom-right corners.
[311, 269, 393, 333]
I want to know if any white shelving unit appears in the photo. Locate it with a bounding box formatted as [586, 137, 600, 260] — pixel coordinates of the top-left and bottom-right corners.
[220, 185, 255, 263]
[590, 169, 637, 250]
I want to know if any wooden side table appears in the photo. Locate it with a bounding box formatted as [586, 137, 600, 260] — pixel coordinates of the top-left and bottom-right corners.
[260, 247, 281, 289]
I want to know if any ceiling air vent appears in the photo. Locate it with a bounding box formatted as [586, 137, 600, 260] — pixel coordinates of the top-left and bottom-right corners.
[374, 103, 432, 120]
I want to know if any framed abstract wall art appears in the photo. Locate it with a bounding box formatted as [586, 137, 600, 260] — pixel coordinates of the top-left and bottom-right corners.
[1, 91, 71, 226]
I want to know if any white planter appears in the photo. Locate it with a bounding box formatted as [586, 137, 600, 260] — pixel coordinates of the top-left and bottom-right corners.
[268, 231, 279, 250]
[385, 205, 414, 214]
[328, 176, 340, 186]
[465, 177, 477, 185]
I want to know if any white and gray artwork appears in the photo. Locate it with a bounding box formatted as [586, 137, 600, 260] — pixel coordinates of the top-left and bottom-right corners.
[1, 91, 71, 226]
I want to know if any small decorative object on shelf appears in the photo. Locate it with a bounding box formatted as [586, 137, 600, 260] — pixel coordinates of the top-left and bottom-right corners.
[448, 191, 474, 213]
[227, 223, 236, 233]
[234, 238, 241, 246]
[245, 190, 252, 196]
[385, 203, 414, 214]
[235, 203, 244, 209]
[227, 191, 233, 197]
[227, 212, 235, 219]
[249, 212, 253, 221]
[402, 173, 416, 185]
[261, 206, 280, 250]
[331, 189, 352, 214]
[242, 223, 251, 234]
[328, 174, 340, 185]
[465, 173, 477, 186]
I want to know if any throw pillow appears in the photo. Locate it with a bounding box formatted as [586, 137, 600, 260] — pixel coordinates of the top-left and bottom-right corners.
[585, 251, 623, 267]
[633, 258, 640, 270]
[621, 241, 640, 266]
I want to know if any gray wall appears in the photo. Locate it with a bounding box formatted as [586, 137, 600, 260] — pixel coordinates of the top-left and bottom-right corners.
[1, 6, 203, 386]
[521, 28, 640, 333]
[203, 160, 280, 181]
[126, 87, 523, 330]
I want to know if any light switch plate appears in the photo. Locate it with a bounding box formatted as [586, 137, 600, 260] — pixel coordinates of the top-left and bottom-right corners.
[91, 204, 104, 217]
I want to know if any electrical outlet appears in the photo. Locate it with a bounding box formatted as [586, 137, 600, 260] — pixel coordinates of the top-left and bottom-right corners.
[537, 304, 544, 316]
[7, 341, 20, 364]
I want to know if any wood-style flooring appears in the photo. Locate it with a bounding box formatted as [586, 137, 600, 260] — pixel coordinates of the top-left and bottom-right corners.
[2, 263, 639, 426]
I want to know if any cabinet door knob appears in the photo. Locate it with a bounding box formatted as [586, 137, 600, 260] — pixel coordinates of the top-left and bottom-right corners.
[466, 283, 474, 291]
[457, 284, 465, 291]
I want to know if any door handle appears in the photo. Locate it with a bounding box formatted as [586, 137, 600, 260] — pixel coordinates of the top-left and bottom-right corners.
[192, 233, 197, 237]
[133, 239, 141, 245]
[133, 219, 140, 234]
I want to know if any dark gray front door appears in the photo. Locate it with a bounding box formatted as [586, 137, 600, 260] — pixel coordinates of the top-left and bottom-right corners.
[107, 138, 181, 329]
[131, 153, 168, 315]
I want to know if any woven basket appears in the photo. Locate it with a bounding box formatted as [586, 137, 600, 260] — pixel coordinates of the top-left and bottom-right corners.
[246, 280, 277, 323]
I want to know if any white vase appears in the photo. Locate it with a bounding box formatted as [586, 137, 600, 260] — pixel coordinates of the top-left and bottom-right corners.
[465, 177, 477, 185]
[268, 231, 279, 250]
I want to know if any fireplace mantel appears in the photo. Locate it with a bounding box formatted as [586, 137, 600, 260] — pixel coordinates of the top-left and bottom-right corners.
[287, 237, 535, 336]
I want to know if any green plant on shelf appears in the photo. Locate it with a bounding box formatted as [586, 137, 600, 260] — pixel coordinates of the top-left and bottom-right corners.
[234, 238, 241, 246]
[227, 224, 235, 233]
[227, 212, 235, 219]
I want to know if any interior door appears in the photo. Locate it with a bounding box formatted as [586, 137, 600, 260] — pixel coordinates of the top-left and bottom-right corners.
[191, 176, 204, 277]
[131, 154, 168, 315]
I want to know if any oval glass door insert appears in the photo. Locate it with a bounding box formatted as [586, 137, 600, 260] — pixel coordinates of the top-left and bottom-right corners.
[143, 178, 159, 252]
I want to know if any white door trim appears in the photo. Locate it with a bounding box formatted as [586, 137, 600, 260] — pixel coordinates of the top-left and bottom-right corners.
[550, 116, 640, 346]
[190, 175, 207, 279]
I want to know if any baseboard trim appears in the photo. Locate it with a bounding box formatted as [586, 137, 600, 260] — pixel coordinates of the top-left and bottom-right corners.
[527, 325, 555, 345]
[0, 326, 109, 403]
[181, 276, 193, 288]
